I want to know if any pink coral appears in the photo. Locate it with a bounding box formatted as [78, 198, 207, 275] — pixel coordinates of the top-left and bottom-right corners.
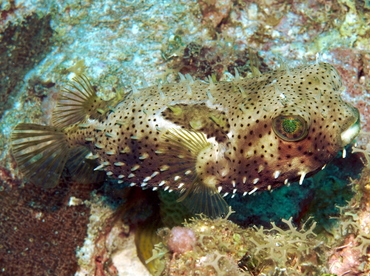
[328, 234, 362, 275]
[167, 227, 196, 254]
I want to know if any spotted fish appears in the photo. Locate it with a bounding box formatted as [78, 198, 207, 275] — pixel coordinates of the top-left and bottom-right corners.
[11, 62, 360, 217]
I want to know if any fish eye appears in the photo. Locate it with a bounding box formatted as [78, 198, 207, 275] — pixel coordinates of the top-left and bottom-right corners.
[272, 115, 308, 142]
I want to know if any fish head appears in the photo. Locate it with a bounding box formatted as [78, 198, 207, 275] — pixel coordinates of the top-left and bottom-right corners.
[208, 63, 361, 192]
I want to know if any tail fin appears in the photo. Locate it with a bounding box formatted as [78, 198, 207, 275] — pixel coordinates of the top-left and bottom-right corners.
[11, 123, 70, 188]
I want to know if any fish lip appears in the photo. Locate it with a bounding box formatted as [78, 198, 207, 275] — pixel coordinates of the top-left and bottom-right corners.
[341, 117, 361, 146]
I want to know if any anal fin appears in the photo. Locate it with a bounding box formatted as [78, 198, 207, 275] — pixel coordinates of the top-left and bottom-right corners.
[66, 146, 105, 184]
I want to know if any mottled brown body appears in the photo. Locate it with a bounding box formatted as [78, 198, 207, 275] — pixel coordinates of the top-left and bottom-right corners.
[66, 63, 359, 195]
[11, 62, 360, 216]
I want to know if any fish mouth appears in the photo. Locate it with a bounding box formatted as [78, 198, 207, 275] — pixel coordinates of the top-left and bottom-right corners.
[341, 116, 361, 146]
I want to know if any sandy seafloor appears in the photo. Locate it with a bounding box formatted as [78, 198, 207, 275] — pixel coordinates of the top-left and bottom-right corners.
[1, 0, 370, 275]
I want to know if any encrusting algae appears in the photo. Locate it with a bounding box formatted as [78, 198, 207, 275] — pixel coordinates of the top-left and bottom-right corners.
[146, 208, 326, 276]
[10, 61, 360, 218]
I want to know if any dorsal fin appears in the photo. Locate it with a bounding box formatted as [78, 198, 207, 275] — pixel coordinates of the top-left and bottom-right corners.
[52, 75, 113, 127]
[53, 75, 96, 127]
[53, 74, 129, 127]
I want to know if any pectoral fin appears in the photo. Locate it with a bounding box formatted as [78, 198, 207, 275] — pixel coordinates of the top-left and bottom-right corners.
[162, 128, 229, 218]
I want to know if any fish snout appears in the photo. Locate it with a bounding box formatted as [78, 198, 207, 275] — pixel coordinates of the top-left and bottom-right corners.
[340, 106, 361, 146]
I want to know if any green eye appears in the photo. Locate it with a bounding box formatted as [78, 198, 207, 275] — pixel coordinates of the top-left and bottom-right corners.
[272, 115, 308, 141]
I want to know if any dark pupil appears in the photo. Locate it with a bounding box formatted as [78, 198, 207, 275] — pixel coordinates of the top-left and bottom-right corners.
[282, 119, 299, 133]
